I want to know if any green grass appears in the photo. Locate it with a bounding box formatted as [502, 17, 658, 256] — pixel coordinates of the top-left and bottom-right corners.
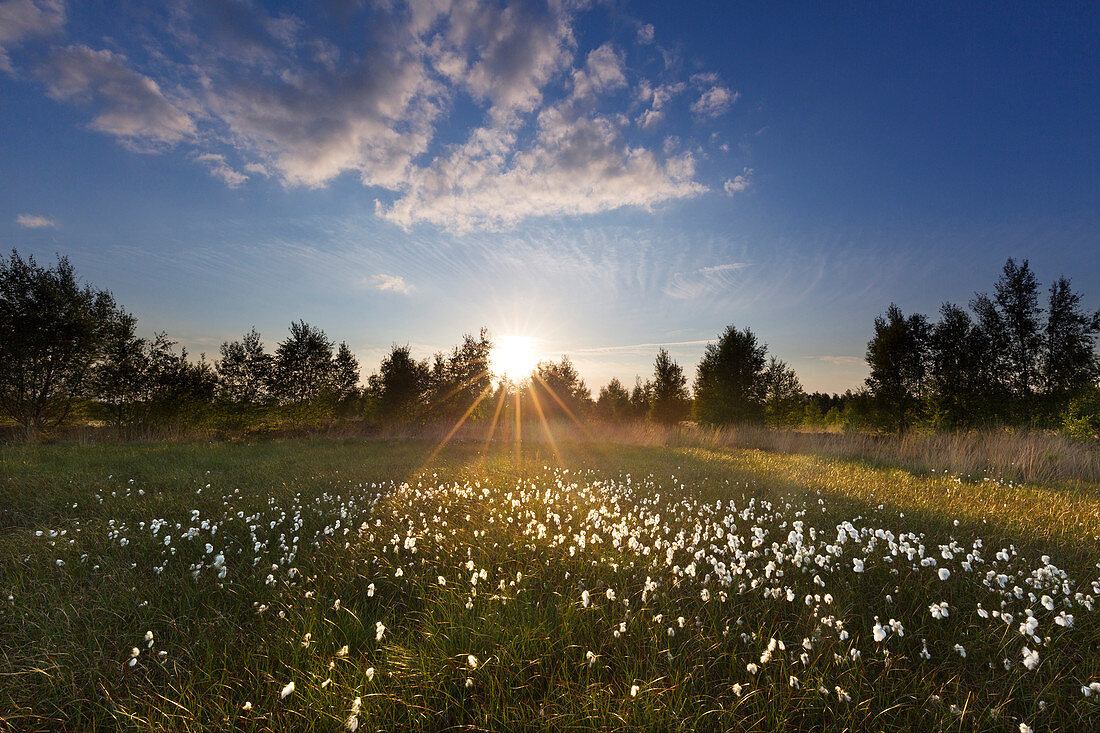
[1, 438, 1099, 731]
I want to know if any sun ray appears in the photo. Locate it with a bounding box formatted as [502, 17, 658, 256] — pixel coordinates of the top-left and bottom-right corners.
[525, 378, 563, 467]
[480, 383, 509, 461]
[419, 375, 494, 471]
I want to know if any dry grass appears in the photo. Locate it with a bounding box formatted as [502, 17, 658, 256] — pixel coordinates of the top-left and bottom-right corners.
[589, 422, 1100, 485]
[6, 417, 1098, 486]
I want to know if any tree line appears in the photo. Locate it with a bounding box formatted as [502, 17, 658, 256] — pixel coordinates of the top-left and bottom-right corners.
[864, 258, 1100, 435]
[1, 250, 1097, 440]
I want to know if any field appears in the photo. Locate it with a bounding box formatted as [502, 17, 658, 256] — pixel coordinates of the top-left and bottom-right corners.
[2, 437, 1099, 731]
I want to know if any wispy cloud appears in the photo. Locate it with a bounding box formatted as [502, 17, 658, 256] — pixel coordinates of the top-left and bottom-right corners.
[664, 262, 749, 299]
[814, 355, 866, 367]
[368, 273, 412, 295]
[571, 339, 713, 355]
[16, 213, 57, 228]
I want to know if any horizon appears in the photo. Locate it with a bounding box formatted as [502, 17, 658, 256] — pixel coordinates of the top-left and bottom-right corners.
[2, 1, 1097, 394]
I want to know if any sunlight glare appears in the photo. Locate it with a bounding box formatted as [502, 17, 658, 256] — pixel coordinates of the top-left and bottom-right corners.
[490, 335, 540, 380]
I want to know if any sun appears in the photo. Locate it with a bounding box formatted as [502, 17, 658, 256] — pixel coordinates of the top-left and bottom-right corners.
[490, 334, 541, 381]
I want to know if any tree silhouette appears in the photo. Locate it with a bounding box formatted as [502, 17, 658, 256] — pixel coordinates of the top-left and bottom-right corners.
[369, 344, 429, 423]
[648, 348, 691, 425]
[596, 377, 632, 422]
[0, 250, 119, 437]
[865, 304, 930, 435]
[693, 325, 768, 425]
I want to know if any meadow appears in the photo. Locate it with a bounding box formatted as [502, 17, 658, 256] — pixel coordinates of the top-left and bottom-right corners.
[2, 437, 1099, 731]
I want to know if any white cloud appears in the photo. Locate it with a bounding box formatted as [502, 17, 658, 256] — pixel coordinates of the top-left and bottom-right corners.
[691, 85, 738, 117]
[421, 0, 575, 121]
[16, 213, 58, 228]
[22, 0, 737, 232]
[195, 153, 248, 188]
[664, 262, 749, 299]
[0, 0, 64, 72]
[724, 168, 752, 194]
[635, 80, 684, 129]
[571, 44, 625, 100]
[40, 45, 195, 148]
[378, 108, 706, 231]
[369, 273, 412, 294]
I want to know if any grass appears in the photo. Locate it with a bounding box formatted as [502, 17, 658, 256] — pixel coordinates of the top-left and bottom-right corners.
[1, 437, 1099, 731]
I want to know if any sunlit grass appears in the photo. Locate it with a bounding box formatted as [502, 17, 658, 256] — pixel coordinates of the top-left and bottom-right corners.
[1, 439, 1098, 731]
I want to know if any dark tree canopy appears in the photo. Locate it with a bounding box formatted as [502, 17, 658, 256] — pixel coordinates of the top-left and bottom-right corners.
[648, 348, 691, 425]
[369, 344, 429, 423]
[864, 304, 930, 435]
[1042, 276, 1100, 400]
[596, 377, 632, 422]
[0, 250, 119, 436]
[216, 328, 274, 405]
[530, 356, 592, 420]
[693, 325, 768, 426]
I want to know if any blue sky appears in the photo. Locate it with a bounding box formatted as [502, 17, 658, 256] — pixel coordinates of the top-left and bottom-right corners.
[2, 0, 1097, 393]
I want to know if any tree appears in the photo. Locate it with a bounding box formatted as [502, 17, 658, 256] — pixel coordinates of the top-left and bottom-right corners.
[271, 321, 337, 405]
[427, 329, 493, 422]
[629, 377, 651, 420]
[648, 348, 691, 424]
[369, 344, 428, 423]
[332, 341, 361, 408]
[141, 334, 217, 429]
[216, 328, 274, 406]
[92, 308, 149, 431]
[928, 303, 985, 428]
[692, 325, 768, 425]
[762, 356, 804, 428]
[1041, 276, 1100, 406]
[529, 356, 592, 420]
[993, 258, 1043, 418]
[596, 378, 632, 422]
[0, 251, 119, 437]
[968, 292, 1011, 422]
[864, 304, 930, 435]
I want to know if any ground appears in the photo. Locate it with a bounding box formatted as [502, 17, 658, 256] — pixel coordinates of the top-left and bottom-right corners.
[1, 438, 1099, 731]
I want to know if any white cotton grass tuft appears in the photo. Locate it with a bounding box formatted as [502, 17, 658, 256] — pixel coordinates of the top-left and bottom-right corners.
[375, 621, 386, 642]
[630, 684, 640, 697]
[345, 696, 362, 732]
[280, 680, 295, 699]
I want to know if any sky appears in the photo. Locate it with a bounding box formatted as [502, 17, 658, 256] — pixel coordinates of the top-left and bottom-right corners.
[1, 0, 1097, 394]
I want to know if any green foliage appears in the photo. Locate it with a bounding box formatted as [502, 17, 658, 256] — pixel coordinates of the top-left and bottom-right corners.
[3, 440, 1099, 731]
[426, 329, 494, 422]
[0, 250, 120, 437]
[648, 348, 690, 424]
[693, 325, 768, 425]
[1062, 390, 1100, 441]
[529, 356, 593, 420]
[369, 345, 429, 424]
[596, 378, 632, 422]
[865, 304, 930, 434]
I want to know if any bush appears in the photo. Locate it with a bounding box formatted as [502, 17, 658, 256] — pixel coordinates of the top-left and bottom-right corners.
[1061, 390, 1100, 441]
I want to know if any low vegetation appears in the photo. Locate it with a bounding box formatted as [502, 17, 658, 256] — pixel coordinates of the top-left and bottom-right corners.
[3, 439, 1099, 731]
